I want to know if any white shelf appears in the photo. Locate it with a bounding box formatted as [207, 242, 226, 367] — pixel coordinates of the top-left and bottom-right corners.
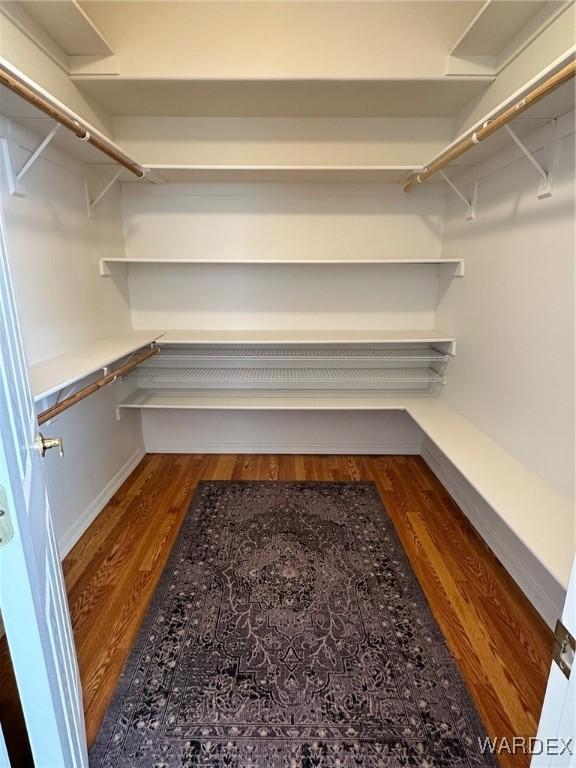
[449, 0, 563, 59]
[408, 399, 574, 591]
[115, 391, 573, 590]
[143, 165, 420, 184]
[119, 389, 410, 410]
[29, 331, 162, 402]
[16, 1, 114, 55]
[128, 339, 450, 394]
[129, 366, 445, 390]
[157, 329, 456, 348]
[100, 257, 464, 275]
[71, 77, 494, 118]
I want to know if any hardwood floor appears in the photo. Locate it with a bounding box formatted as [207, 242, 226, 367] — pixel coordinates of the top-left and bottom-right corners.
[2, 455, 553, 768]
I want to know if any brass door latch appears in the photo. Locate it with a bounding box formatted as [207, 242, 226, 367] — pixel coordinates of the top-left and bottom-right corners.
[36, 433, 64, 458]
[553, 619, 575, 679]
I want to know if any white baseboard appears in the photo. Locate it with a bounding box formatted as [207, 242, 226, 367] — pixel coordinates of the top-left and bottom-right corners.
[57, 448, 145, 559]
[144, 440, 422, 454]
[421, 438, 565, 629]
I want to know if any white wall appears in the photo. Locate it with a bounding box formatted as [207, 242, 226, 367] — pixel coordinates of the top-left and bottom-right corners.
[113, 117, 453, 166]
[142, 410, 423, 455]
[121, 177, 445, 455]
[437, 114, 575, 501]
[0, 118, 144, 553]
[1, 134, 131, 362]
[122, 181, 446, 331]
[83, 1, 477, 80]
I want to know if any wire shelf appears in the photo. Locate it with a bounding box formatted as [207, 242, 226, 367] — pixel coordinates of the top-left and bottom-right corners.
[156, 345, 448, 363]
[129, 366, 445, 390]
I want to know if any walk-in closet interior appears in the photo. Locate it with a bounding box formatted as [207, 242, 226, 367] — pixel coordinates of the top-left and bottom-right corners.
[0, 2, 574, 767]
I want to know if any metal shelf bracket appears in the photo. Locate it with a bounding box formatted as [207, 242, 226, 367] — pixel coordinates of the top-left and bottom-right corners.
[84, 167, 124, 218]
[504, 121, 556, 199]
[439, 170, 478, 221]
[1, 121, 60, 196]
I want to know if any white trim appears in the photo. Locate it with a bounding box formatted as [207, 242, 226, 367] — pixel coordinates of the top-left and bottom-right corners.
[57, 447, 144, 558]
[421, 438, 566, 629]
[142, 440, 423, 456]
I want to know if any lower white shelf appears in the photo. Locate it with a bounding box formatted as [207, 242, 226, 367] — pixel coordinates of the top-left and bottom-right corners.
[117, 391, 573, 596]
[118, 389, 411, 410]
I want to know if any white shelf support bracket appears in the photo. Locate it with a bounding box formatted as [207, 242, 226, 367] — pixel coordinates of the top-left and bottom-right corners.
[16, 123, 60, 184]
[504, 122, 556, 199]
[439, 170, 477, 221]
[1, 121, 60, 196]
[85, 167, 123, 218]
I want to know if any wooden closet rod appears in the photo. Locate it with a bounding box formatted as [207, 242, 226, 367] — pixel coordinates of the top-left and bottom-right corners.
[404, 59, 576, 192]
[37, 346, 158, 425]
[0, 68, 145, 179]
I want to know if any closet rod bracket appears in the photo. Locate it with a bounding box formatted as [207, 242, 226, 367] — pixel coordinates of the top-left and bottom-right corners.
[504, 122, 555, 199]
[439, 170, 478, 221]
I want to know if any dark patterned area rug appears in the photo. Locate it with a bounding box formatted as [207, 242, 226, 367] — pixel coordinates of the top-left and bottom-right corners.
[90, 481, 497, 767]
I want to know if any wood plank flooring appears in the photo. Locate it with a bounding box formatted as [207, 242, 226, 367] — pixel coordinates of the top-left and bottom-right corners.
[1, 455, 553, 768]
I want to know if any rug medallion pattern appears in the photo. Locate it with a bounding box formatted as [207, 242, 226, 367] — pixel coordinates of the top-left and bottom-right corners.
[91, 482, 496, 767]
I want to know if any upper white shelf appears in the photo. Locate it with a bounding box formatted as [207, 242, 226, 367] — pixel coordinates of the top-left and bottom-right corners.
[100, 257, 464, 276]
[143, 165, 420, 184]
[71, 77, 494, 118]
[29, 331, 162, 402]
[157, 329, 456, 350]
[449, 0, 566, 59]
[16, 0, 114, 55]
